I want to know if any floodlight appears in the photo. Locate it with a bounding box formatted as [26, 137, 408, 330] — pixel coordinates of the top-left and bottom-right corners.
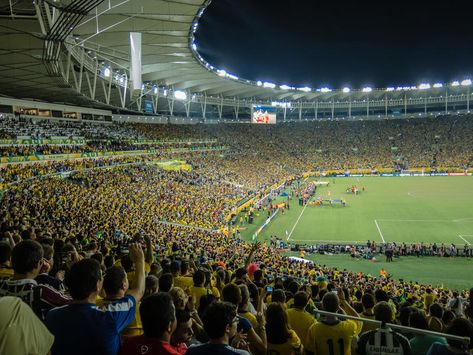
[263, 82, 276, 88]
[433, 83, 443, 88]
[298, 87, 311, 92]
[386, 87, 395, 91]
[320, 87, 332, 92]
[418, 83, 431, 90]
[362, 87, 372, 92]
[461, 79, 472, 86]
[103, 67, 110, 77]
[192, 43, 197, 51]
[451, 81, 460, 86]
[280, 85, 291, 90]
[153, 86, 158, 94]
[227, 73, 238, 80]
[217, 70, 226, 77]
[163, 89, 167, 96]
[342, 87, 350, 93]
[256, 81, 262, 86]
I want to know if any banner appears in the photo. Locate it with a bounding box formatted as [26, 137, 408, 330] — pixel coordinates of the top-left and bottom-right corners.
[0, 138, 85, 145]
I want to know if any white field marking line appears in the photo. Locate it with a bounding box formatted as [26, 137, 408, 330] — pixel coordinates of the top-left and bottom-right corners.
[287, 177, 310, 240]
[290, 239, 364, 243]
[376, 218, 473, 223]
[374, 219, 386, 243]
[459, 235, 471, 245]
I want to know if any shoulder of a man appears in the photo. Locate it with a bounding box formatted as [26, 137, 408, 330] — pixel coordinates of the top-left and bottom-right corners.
[187, 343, 249, 355]
[98, 294, 136, 331]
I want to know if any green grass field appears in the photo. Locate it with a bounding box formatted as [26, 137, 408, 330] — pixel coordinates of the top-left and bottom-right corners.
[239, 176, 473, 289]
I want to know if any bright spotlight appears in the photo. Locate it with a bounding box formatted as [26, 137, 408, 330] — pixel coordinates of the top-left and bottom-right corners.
[342, 87, 350, 93]
[386, 87, 395, 92]
[103, 67, 110, 77]
[256, 81, 262, 86]
[433, 83, 443, 88]
[263, 82, 276, 88]
[461, 79, 472, 86]
[418, 83, 431, 90]
[362, 87, 372, 93]
[451, 81, 460, 87]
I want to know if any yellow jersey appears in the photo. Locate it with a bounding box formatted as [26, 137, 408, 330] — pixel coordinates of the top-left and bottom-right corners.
[286, 308, 316, 345]
[305, 319, 362, 355]
[267, 329, 302, 355]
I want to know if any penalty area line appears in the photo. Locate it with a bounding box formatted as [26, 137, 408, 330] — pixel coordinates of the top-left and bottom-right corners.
[459, 235, 471, 245]
[287, 176, 310, 241]
[374, 219, 386, 243]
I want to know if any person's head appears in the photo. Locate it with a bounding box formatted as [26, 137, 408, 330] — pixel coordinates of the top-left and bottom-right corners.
[159, 273, 174, 292]
[103, 266, 128, 297]
[11, 240, 43, 277]
[266, 302, 290, 344]
[429, 303, 444, 318]
[171, 309, 194, 346]
[272, 289, 286, 304]
[399, 305, 415, 326]
[140, 293, 176, 341]
[374, 289, 389, 303]
[192, 269, 206, 287]
[293, 291, 309, 310]
[0, 242, 12, 265]
[445, 318, 473, 350]
[170, 261, 180, 276]
[169, 287, 188, 310]
[198, 293, 217, 318]
[238, 284, 250, 308]
[287, 281, 299, 295]
[362, 293, 375, 311]
[234, 267, 248, 281]
[322, 292, 339, 313]
[409, 310, 428, 330]
[442, 310, 456, 326]
[253, 269, 263, 283]
[222, 283, 242, 306]
[374, 301, 393, 325]
[202, 301, 238, 341]
[66, 258, 103, 301]
[145, 275, 159, 297]
[180, 261, 189, 275]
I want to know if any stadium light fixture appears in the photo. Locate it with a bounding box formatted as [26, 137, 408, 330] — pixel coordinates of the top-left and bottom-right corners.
[433, 83, 443, 88]
[280, 85, 291, 90]
[263, 82, 276, 88]
[103, 67, 111, 77]
[461, 79, 472, 86]
[226, 73, 238, 80]
[153, 86, 158, 94]
[191, 43, 197, 51]
[256, 81, 262, 86]
[386, 87, 395, 92]
[298, 87, 312, 92]
[451, 81, 460, 86]
[217, 69, 226, 77]
[418, 83, 431, 90]
[163, 89, 167, 96]
[320, 87, 332, 92]
[342, 87, 350, 93]
[362, 87, 372, 93]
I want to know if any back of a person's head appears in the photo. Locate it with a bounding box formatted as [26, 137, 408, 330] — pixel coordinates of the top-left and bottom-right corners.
[0, 242, 12, 264]
[310, 284, 319, 298]
[287, 281, 299, 295]
[145, 275, 159, 297]
[409, 310, 429, 330]
[180, 261, 189, 275]
[159, 273, 173, 292]
[272, 289, 286, 304]
[429, 303, 444, 318]
[41, 244, 54, 261]
[266, 302, 290, 344]
[445, 318, 473, 350]
[322, 292, 339, 313]
[11, 240, 43, 274]
[362, 293, 375, 310]
[140, 293, 176, 338]
[374, 301, 393, 324]
[399, 305, 414, 326]
[443, 310, 456, 326]
[170, 261, 180, 275]
[293, 291, 309, 310]
[120, 254, 133, 272]
[222, 283, 242, 305]
[193, 269, 205, 286]
[202, 301, 236, 340]
[66, 258, 102, 301]
[253, 269, 263, 282]
[235, 267, 247, 280]
[375, 289, 389, 303]
[238, 284, 250, 307]
[103, 266, 126, 296]
[198, 293, 217, 318]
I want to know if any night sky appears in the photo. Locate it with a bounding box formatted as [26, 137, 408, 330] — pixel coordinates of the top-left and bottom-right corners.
[194, 1, 473, 89]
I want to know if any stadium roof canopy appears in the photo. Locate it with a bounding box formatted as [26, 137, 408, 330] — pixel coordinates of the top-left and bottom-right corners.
[0, 0, 471, 113]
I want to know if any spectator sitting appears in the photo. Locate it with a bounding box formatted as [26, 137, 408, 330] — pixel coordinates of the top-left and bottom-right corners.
[266, 302, 303, 354]
[170, 309, 194, 354]
[357, 301, 411, 355]
[120, 292, 179, 355]
[286, 291, 316, 346]
[427, 318, 473, 355]
[0, 240, 70, 320]
[46, 243, 145, 355]
[186, 301, 250, 355]
[409, 309, 446, 355]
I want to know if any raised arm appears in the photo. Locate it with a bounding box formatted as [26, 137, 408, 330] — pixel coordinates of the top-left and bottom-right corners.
[126, 243, 145, 302]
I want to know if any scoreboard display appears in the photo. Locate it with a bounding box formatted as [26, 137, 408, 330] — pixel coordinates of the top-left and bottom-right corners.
[251, 105, 276, 124]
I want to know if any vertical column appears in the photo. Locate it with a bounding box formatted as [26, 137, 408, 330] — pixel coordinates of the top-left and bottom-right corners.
[129, 32, 142, 93]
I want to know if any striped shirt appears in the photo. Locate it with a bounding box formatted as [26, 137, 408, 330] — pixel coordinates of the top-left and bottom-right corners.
[357, 327, 412, 355]
[0, 278, 71, 321]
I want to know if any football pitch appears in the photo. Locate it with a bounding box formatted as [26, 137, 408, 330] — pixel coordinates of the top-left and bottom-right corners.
[242, 176, 473, 246]
[239, 176, 473, 289]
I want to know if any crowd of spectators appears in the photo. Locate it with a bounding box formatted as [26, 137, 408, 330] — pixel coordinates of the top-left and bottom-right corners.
[1, 114, 473, 354]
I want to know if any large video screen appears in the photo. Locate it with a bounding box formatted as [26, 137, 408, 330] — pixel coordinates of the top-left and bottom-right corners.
[251, 105, 276, 124]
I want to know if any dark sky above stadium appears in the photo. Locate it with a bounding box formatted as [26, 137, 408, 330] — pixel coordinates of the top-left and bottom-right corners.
[194, 1, 473, 89]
